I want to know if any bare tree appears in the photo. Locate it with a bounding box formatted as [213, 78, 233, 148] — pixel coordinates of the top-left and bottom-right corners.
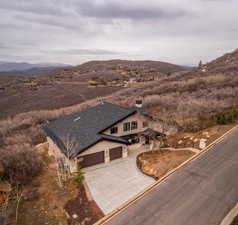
[55, 134, 79, 187]
[63, 134, 79, 162]
[14, 184, 22, 225]
[198, 60, 203, 68]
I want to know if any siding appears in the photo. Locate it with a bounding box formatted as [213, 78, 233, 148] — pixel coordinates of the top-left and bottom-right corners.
[77, 140, 126, 157]
[103, 112, 149, 137]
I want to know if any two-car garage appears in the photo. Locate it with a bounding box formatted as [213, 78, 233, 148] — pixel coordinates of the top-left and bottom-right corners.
[79, 151, 105, 168]
[78, 146, 123, 168]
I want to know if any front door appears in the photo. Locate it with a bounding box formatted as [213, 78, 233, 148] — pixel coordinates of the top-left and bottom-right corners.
[145, 136, 150, 145]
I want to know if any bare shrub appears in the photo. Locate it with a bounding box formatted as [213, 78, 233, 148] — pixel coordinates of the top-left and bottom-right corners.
[3, 133, 32, 146]
[0, 143, 42, 184]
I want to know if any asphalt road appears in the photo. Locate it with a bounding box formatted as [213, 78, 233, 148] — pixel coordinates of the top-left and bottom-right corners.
[103, 128, 238, 225]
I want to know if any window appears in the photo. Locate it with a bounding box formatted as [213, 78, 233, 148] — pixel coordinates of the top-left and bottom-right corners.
[143, 121, 148, 128]
[131, 121, 138, 130]
[110, 126, 118, 134]
[123, 122, 131, 131]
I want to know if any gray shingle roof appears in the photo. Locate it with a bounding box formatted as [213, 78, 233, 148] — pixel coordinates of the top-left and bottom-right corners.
[44, 102, 136, 158]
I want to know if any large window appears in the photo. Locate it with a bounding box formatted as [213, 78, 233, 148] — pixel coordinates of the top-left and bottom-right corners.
[123, 122, 131, 131]
[110, 126, 118, 134]
[131, 121, 138, 130]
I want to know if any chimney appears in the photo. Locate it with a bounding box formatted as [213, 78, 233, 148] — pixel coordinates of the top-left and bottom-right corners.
[135, 99, 143, 108]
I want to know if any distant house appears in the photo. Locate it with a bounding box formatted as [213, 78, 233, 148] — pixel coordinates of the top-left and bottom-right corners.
[44, 101, 163, 172]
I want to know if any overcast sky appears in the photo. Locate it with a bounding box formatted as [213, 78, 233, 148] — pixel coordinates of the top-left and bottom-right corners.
[0, 0, 237, 65]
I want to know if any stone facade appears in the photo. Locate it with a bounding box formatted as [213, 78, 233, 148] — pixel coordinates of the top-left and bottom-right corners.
[47, 136, 78, 172]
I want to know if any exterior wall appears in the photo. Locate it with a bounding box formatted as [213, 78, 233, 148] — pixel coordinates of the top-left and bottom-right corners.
[77, 140, 128, 164]
[48, 136, 128, 171]
[103, 112, 149, 137]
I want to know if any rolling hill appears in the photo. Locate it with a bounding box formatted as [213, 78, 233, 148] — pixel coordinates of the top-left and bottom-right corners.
[45, 59, 187, 81]
[0, 60, 187, 119]
[2, 47, 237, 127]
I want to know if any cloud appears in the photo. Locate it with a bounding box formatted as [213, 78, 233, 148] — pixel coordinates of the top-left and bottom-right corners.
[75, 1, 187, 20]
[14, 14, 83, 32]
[0, 0, 71, 17]
[0, 0, 237, 65]
[56, 48, 122, 55]
[0, 43, 10, 49]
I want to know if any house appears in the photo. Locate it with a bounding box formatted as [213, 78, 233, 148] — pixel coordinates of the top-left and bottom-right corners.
[44, 101, 163, 172]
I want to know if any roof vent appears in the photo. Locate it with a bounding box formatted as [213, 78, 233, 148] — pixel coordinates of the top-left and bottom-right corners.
[74, 116, 80, 122]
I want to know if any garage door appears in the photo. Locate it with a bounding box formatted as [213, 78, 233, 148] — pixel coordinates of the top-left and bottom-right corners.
[109, 147, 123, 161]
[78, 151, 104, 168]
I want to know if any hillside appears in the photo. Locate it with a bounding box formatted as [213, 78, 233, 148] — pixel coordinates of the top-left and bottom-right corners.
[1, 49, 237, 124]
[203, 48, 238, 73]
[45, 59, 187, 81]
[0, 60, 186, 119]
[102, 49, 238, 131]
[183, 49, 238, 78]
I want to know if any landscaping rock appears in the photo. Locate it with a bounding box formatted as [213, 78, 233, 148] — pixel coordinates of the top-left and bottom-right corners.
[72, 214, 78, 219]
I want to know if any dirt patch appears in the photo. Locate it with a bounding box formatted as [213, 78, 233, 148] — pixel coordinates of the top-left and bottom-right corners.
[8, 145, 103, 225]
[64, 187, 104, 225]
[137, 150, 194, 179]
[164, 124, 237, 149]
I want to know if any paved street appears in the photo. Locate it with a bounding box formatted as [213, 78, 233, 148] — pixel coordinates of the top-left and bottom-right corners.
[84, 148, 154, 214]
[103, 128, 238, 225]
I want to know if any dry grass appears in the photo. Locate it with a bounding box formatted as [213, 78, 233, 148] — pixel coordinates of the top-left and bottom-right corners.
[12, 146, 103, 225]
[138, 150, 194, 179]
[164, 123, 236, 149]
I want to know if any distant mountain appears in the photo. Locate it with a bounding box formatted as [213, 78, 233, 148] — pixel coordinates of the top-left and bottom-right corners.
[0, 61, 70, 72]
[0, 61, 71, 76]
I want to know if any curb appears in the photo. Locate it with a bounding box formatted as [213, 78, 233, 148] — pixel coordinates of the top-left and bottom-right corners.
[94, 124, 238, 225]
[220, 203, 238, 225]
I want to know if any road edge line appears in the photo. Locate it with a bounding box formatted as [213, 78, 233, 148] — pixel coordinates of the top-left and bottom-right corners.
[94, 124, 238, 225]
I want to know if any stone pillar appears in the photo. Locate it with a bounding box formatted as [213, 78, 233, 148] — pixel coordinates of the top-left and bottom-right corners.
[122, 146, 128, 158]
[104, 149, 110, 163]
[69, 159, 78, 173]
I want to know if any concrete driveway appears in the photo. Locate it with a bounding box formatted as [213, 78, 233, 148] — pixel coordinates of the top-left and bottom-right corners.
[84, 148, 155, 214]
[103, 128, 238, 225]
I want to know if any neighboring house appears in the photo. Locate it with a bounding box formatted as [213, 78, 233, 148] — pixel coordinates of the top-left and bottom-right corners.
[44, 101, 163, 172]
